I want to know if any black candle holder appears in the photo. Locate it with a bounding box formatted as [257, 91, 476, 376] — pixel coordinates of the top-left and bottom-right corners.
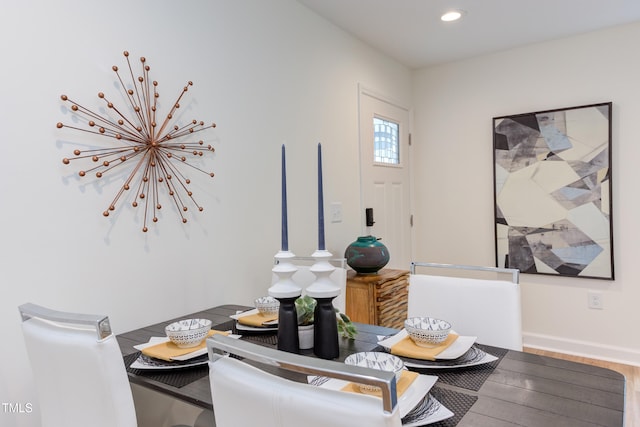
[269, 250, 301, 354]
[312, 296, 339, 359]
[274, 296, 300, 354]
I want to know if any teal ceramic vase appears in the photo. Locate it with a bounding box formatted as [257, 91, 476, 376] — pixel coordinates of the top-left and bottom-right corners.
[344, 235, 390, 274]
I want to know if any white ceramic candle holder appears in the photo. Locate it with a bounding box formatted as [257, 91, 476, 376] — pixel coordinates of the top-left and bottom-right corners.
[269, 250, 301, 354]
[268, 250, 301, 299]
[306, 249, 340, 299]
[307, 249, 340, 359]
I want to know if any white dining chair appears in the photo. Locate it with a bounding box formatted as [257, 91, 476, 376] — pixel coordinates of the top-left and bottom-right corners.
[407, 262, 523, 351]
[19, 303, 194, 427]
[206, 334, 401, 427]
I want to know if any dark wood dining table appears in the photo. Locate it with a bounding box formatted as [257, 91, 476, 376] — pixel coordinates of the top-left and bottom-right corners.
[117, 304, 625, 426]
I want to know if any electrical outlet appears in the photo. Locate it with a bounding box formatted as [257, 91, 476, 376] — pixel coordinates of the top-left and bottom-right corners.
[588, 291, 604, 310]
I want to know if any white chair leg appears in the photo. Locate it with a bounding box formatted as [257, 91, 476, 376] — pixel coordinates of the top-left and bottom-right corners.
[193, 410, 215, 427]
[131, 383, 205, 427]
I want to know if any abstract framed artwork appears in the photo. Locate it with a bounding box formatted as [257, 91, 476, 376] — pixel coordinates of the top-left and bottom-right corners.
[493, 102, 614, 280]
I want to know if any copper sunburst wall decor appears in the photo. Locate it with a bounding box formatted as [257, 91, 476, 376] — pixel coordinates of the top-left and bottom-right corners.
[57, 51, 216, 232]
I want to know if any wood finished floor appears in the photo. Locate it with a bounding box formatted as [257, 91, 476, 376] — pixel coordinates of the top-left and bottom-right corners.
[524, 348, 639, 427]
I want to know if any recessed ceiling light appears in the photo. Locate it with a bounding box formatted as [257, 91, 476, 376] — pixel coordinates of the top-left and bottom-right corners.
[441, 10, 465, 22]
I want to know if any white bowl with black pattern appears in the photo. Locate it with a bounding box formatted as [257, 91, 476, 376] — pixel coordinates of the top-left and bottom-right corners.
[344, 351, 404, 393]
[254, 296, 280, 315]
[165, 318, 212, 348]
[404, 317, 451, 347]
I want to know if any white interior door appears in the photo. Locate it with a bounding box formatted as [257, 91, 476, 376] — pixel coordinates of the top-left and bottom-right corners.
[358, 86, 412, 270]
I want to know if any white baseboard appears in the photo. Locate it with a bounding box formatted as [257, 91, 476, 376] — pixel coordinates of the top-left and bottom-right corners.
[523, 332, 640, 367]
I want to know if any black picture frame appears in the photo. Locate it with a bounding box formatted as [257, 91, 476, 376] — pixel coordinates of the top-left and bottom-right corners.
[493, 102, 614, 280]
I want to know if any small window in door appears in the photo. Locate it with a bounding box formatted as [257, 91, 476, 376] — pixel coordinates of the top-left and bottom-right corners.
[373, 117, 399, 164]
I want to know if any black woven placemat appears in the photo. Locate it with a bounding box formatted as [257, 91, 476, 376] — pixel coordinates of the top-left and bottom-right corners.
[214, 319, 237, 333]
[410, 344, 508, 391]
[242, 333, 278, 346]
[428, 386, 478, 427]
[124, 352, 209, 388]
[121, 319, 239, 389]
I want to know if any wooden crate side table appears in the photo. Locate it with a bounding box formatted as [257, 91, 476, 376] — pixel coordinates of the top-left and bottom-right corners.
[345, 268, 409, 329]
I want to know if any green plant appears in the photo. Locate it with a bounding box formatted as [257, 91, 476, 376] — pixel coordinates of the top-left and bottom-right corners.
[336, 310, 357, 339]
[295, 295, 316, 326]
[294, 295, 358, 339]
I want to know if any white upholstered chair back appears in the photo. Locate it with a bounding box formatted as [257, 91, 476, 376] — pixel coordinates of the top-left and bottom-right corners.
[19, 303, 137, 427]
[207, 335, 401, 427]
[407, 262, 523, 351]
[272, 256, 347, 312]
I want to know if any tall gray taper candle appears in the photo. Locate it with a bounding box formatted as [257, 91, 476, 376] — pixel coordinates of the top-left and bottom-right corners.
[317, 143, 325, 250]
[281, 144, 288, 251]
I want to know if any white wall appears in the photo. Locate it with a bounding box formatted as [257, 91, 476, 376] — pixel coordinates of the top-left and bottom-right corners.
[6, 2, 638, 425]
[412, 22, 640, 366]
[0, 1, 411, 425]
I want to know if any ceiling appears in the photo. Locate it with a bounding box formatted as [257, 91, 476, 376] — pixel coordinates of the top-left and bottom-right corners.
[297, 0, 640, 69]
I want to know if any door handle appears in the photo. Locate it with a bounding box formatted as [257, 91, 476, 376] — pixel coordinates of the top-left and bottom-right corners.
[366, 208, 375, 227]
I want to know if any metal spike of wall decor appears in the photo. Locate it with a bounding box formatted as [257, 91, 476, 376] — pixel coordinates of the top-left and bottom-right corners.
[58, 51, 216, 233]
